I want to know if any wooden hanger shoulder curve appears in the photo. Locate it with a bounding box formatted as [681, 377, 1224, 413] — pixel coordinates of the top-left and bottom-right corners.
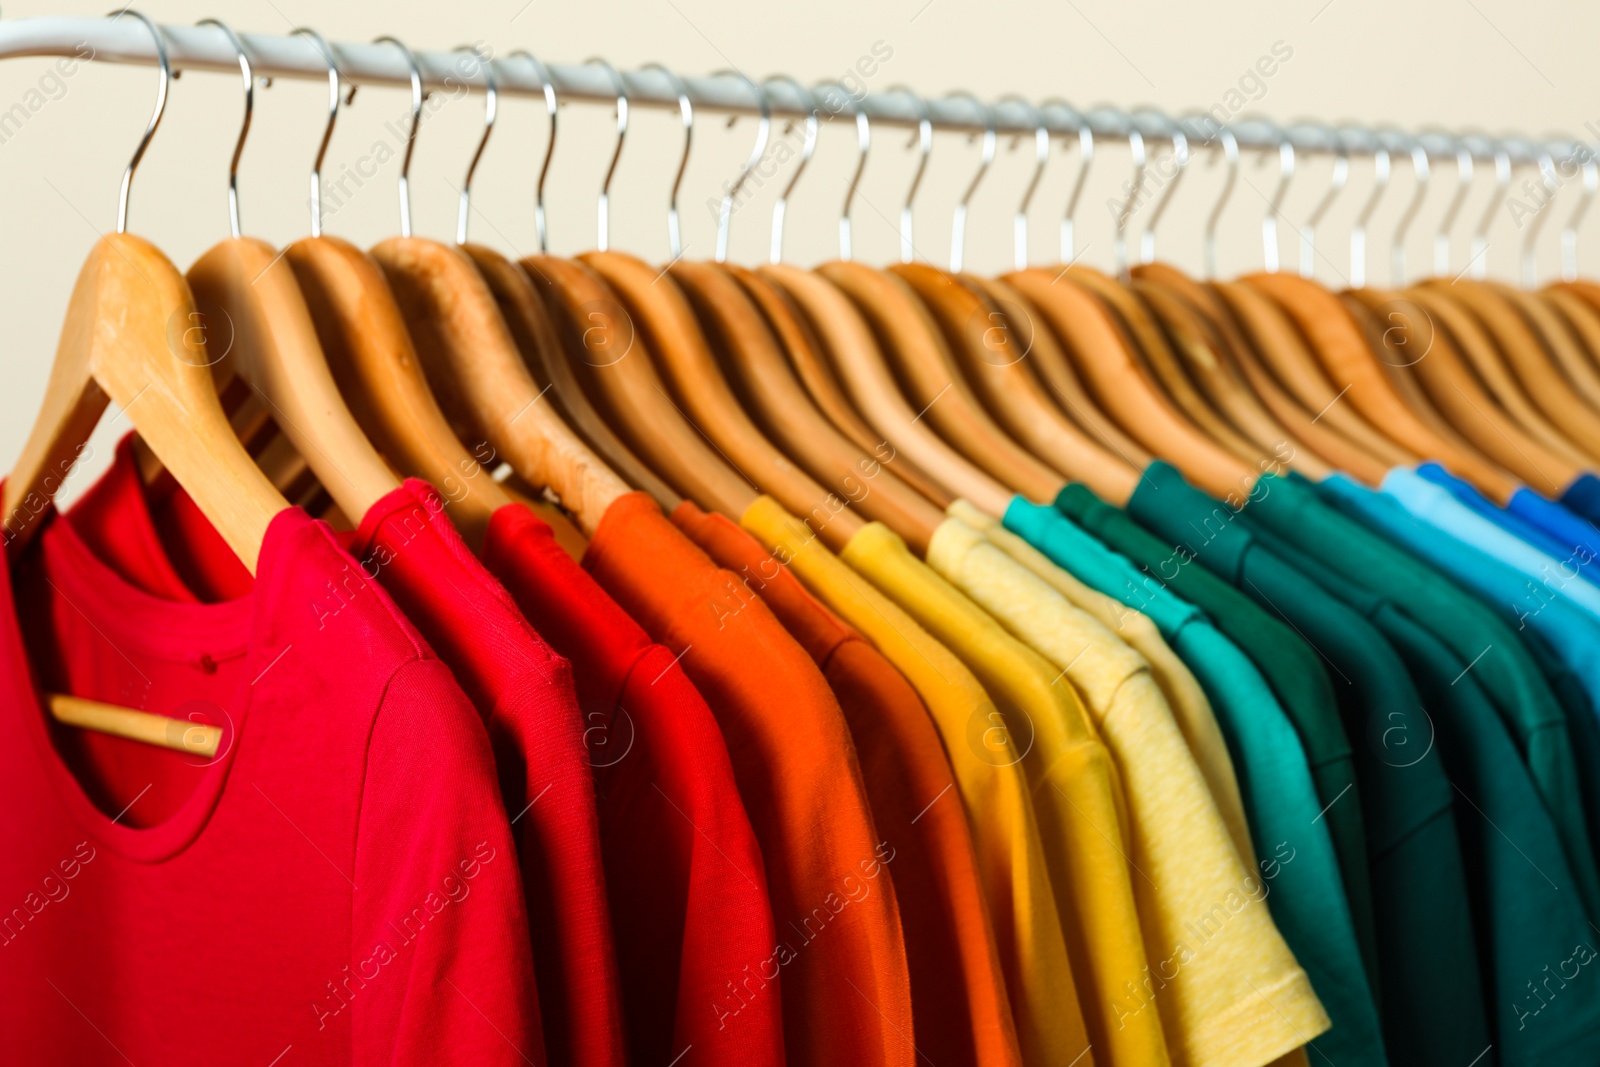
[1492, 282, 1600, 409]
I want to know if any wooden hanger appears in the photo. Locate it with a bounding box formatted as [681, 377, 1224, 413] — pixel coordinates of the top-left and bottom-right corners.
[1005, 267, 1255, 500]
[891, 263, 1140, 504]
[4, 19, 286, 754]
[1247, 272, 1518, 501]
[678, 259, 945, 553]
[761, 263, 1014, 515]
[1133, 263, 1389, 483]
[584, 250, 866, 548]
[1130, 278, 1328, 479]
[1493, 282, 1600, 409]
[1541, 285, 1600, 382]
[527, 254, 758, 520]
[728, 263, 955, 509]
[821, 261, 1062, 503]
[1423, 278, 1600, 464]
[1065, 265, 1262, 465]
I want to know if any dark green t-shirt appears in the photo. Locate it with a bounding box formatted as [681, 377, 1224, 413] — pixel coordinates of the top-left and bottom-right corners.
[1252, 518, 1600, 1065]
[1248, 471, 1600, 923]
[1127, 461, 1485, 1064]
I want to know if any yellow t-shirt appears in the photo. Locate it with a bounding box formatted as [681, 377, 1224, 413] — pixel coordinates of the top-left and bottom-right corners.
[839, 519, 1172, 1067]
[928, 512, 1330, 1067]
[741, 497, 1089, 1067]
[947, 499, 1254, 865]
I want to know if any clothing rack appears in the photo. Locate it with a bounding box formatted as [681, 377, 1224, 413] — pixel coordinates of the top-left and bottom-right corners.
[0, 14, 1586, 167]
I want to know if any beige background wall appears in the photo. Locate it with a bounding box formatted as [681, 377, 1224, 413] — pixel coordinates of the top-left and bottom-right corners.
[1, 0, 1594, 496]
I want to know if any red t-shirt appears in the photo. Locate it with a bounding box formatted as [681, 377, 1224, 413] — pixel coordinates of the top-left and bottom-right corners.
[672, 502, 1023, 1067]
[0, 498, 539, 1065]
[70, 443, 623, 1067]
[583, 492, 914, 1067]
[483, 501, 783, 1066]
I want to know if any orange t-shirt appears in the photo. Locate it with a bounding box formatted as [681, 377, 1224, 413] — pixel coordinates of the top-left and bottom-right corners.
[674, 502, 1023, 1067]
[584, 493, 913, 1067]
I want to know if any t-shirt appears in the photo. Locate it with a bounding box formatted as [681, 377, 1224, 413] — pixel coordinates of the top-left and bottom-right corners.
[1416, 463, 1600, 581]
[3, 499, 541, 1065]
[1126, 462, 1482, 1064]
[926, 509, 1326, 1067]
[481, 502, 783, 1066]
[1054, 483, 1376, 987]
[674, 501, 1021, 1067]
[1255, 470, 1600, 922]
[1560, 470, 1600, 525]
[739, 496, 1080, 1067]
[582, 492, 914, 1067]
[79, 450, 623, 1067]
[1247, 519, 1600, 1065]
[948, 499, 1250, 874]
[1003, 499, 1359, 1067]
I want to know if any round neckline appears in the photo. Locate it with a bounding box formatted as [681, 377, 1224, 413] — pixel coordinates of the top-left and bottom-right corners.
[0, 508, 264, 863]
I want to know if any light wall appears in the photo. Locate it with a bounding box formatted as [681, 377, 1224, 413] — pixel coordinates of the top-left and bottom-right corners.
[0, 0, 1592, 495]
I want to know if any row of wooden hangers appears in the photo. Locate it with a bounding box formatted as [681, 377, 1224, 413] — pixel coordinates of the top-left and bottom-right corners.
[16, 12, 1600, 754]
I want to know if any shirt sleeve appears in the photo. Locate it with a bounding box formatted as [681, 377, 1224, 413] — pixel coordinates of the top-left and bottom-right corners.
[353, 657, 544, 1067]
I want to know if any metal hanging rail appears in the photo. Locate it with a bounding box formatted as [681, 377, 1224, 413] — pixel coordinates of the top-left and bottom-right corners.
[0, 14, 1588, 168]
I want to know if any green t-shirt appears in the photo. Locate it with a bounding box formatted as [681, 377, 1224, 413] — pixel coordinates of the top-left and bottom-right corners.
[1128, 461, 1484, 1064]
[1054, 485, 1373, 952]
[1003, 497, 1383, 1067]
[1252, 518, 1600, 1065]
[1247, 471, 1600, 923]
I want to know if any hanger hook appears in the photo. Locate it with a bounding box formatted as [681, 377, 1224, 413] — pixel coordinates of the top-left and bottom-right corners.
[765, 75, 817, 264]
[504, 50, 557, 252]
[641, 63, 693, 260]
[1389, 138, 1430, 285]
[883, 85, 931, 263]
[292, 27, 348, 239]
[1098, 110, 1144, 279]
[1202, 127, 1238, 279]
[195, 18, 251, 239]
[1521, 147, 1560, 286]
[453, 46, 496, 245]
[112, 10, 170, 235]
[825, 81, 871, 261]
[371, 36, 423, 239]
[1563, 147, 1598, 282]
[583, 57, 629, 253]
[1257, 127, 1295, 273]
[946, 91, 996, 273]
[712, 69, 770, 264]
[1299, 126, 1348, 278]
[1432, 137, 1473, 276]
[997, 94, 1049, 270]
[1349, 131, 1391, 288]
[1042, 99, 1092, 263]
[1142, 114, 1191, 267]
[1469, 145, 1510, 279]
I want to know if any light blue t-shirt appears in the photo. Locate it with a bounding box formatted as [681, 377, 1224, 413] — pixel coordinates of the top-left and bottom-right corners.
[1415, 463, 1600, 586]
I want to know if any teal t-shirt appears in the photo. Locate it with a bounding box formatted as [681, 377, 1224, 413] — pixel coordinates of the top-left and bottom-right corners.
[1003, 497, 1384, 1067]
[1249, 516, 1600, 1064]
[1127, 461, 1483, 1065]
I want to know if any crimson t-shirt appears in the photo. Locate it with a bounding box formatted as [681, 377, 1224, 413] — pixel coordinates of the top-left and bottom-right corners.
[483, 501, 783, 1066]
[0, 499, 539, 1065]
[70, 442, 623, 1067]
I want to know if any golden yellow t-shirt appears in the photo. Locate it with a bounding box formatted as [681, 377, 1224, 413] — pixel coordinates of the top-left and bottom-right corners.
[928, 512, 1331, 1067]
[839, 519, 1172, 1067]
[741, 497, 1089, 1067]
[947, 499, 1254, 865]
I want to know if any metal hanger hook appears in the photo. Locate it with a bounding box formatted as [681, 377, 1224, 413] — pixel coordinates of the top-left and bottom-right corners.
[642, 63, 693, 260]
[1298, 125, 1348, 278]
[1470, 146, 1510, 279]
[1142, 113, 1191, 267]
[1257, 128, 1295, 273]
[945, 90, 996, 273]
[1347, 129, 1391, 288]
[290, 27, 347, 238]
[584, 57, 629, 253]
[505, 50, 557, 252]
[196, 18, 252, 239]
[998, 94, 1049, 270]
[1431, 136, 1472, 276]
[371, 36, 423, 239]
[112, 9, 169, 235]
[454, 45, 496, 245]
[1202, 127, 1238, 279]
[1041, 98, 1092, 264]
[713, 69, 770, 263]
[1563, 149, 1598, 281]
[826, 81, 870, 261]
[765, 74, 817, 264]
[885, 84, 931, 263]
[1391, 138, 1430, 285]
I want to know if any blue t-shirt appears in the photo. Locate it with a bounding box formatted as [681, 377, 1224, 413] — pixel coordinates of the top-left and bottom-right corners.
[1416, 462, 1600, 585]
